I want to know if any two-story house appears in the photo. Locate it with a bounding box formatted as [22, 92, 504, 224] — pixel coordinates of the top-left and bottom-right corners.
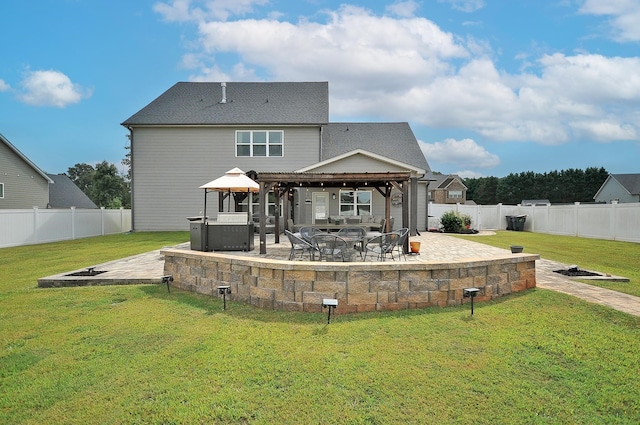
[428, 174, 468, 204]
[121, 82, 432, 231]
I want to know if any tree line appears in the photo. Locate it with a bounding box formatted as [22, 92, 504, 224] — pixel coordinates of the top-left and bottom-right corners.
[66, 160, 130, 209]
[464, 167, 609, 205]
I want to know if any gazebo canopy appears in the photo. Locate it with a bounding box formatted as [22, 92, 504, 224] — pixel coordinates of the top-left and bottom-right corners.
[199, 167, 259, 192]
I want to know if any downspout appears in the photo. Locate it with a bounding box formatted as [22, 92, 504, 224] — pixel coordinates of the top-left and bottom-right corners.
[319, 125, 324, 163]
[125, 126, 135, 231]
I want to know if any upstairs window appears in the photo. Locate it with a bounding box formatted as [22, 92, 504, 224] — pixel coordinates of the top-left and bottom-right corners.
[236, 130, 284, 157]
[448, 190, 462, 199]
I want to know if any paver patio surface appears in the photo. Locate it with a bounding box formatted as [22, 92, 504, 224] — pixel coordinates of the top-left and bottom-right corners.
[41, 231, 640, 317]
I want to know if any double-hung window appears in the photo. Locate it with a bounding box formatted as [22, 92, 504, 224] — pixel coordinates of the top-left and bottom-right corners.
[448, 190, 462, 199]
[236, 130, 283, 157]
[339, 190, 372, 216]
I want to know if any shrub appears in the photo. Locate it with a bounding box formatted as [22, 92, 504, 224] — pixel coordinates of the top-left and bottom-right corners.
[440, 211, 464, 232]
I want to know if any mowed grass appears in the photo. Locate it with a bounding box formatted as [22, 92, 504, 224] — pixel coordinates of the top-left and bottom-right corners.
[1, 232, 639, 424]
[454, 231, 640, 297]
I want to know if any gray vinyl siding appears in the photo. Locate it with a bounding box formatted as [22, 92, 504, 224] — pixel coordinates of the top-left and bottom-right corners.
[299, 155, 428, 231]
[594, 179, 639, 203]
[0, 143, 49, 209]
[309, 154, 411, 173]
[132, 126, 321, 230]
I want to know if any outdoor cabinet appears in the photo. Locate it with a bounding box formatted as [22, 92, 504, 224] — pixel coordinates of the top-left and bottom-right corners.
[207, 223, 254, 251]
[189, 222, 206, 251]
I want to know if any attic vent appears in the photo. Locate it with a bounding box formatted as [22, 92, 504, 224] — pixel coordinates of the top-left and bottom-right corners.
[220, 82, 227, 104]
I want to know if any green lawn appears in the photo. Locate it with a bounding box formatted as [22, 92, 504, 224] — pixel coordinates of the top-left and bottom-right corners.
[454, 231, 640, 297]
[1, 232, 639, 424]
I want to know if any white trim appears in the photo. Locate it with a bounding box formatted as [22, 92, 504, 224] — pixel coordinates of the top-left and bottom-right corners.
[235, 129, 284, 157]
[296, 148, 426, 175]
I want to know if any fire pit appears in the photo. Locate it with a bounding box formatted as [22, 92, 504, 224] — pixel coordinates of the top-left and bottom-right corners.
[553, 266, 601, 277]
[65, 267, 107, 277]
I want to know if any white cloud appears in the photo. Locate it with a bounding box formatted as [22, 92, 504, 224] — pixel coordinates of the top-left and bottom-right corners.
[159, 2, 640, 146]
[579, 0, 640, 42]
[456, 169, 485, 179]
[419, 138, 500, 168]
[154, 0, 269, 22]
[438, 0, 485, 13]
[386, 0, 420, 18]
[0, 79, 10, 91]
[18, 70, 91, 107]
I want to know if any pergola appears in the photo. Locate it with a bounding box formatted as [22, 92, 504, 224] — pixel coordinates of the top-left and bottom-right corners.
[254, 171, 418, 254]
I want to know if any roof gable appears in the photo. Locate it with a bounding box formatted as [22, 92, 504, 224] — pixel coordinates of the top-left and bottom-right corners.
[430, 174, 467, 189]
[296, 149, 426, 174]
[121, 82, 329, 126]
[321, 122, 430, 173]
[0, 133, 53, 184]
[611, 174, 640, 195]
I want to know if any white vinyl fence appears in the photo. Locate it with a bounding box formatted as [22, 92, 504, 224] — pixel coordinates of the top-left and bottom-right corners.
[428, 202, 640, 244]
[0, 207, 132, 248]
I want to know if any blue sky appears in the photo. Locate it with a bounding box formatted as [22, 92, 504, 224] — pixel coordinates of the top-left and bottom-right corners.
[1, 0, 639, 178]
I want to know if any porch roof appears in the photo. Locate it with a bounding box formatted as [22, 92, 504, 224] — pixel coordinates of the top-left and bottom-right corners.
[254, 171, 413, 189]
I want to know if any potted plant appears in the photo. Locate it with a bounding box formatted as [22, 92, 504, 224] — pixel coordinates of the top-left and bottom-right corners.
[461, 214, 472, 229]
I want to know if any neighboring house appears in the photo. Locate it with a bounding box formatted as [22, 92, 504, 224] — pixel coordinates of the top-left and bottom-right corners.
[593, 174, 640, 203]
[121, 82, 432, 231]
[46, 174, 97, 209]
[428, 174, 467, 204]
[521, 199, 551, 206]
[0, 133, 53, 209]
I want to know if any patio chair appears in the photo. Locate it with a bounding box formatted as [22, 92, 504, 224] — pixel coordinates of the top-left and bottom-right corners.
[310, 234, 348, 262]
[299, 226, 324, 243]
[285, 230, 316, 260]
[392, 228, 410, 261]
[363, 232, 400, 262]
[338, 226, 367, 259]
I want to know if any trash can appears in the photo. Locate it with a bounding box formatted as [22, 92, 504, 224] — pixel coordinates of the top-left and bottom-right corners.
[514, 215, 527, 231]
[505, 215, 515, 230]
[188, 217, 206, 251]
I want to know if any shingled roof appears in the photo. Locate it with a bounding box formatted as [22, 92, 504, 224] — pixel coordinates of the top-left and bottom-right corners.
[611, 174, 640, 195]
[47, 174, 97, 209]
[321, 122, 431, 173]
[121, 82, 329, 126]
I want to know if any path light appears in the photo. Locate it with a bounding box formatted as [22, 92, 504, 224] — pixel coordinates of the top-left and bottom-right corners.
[463, 288, 480, 315]
[218, 286, 231, 310]
[161, 275, 173, 293]
[322, 298, 338, 324]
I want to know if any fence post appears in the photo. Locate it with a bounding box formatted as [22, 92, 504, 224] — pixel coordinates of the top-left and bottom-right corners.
[574, 202, 580, 237]
[71, 207, 76, 240]
[101, 207, 105, 235]
[497, 203, 502, 230]
[33, 206, 39, 244]
[120, 207, 124, 232]
[611, 200, 618, 241]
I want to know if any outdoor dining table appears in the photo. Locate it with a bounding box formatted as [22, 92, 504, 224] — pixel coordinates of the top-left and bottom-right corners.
[295, 231, 364, 261]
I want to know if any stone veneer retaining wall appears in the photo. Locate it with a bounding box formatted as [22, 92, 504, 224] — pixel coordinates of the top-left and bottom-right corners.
[162, 248, 538, 313]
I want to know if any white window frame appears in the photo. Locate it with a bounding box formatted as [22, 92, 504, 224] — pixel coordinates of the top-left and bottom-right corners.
[338, 190, 372, 216]
[448, 190, 463, 199]
[236, 130, 284, 157]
